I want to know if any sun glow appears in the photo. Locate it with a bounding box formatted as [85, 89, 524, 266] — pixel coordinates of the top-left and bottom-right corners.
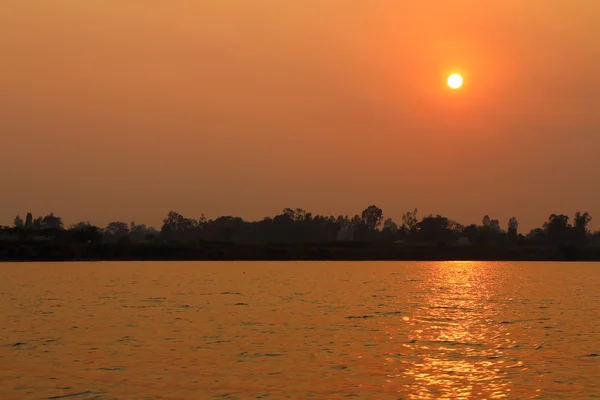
[447, 73, 463, 89]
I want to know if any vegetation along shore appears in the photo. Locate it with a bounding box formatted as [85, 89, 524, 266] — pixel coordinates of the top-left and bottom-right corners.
[1, 207, 598, 261]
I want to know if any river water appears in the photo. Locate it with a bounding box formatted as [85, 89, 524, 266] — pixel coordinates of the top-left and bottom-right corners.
[1, 261, 599, 399]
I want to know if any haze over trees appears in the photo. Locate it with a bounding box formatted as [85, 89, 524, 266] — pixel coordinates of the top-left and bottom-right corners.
[1, 207, 598, 248]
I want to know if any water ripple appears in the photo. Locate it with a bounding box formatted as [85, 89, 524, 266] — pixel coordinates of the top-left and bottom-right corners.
[0, 261, 599, 399]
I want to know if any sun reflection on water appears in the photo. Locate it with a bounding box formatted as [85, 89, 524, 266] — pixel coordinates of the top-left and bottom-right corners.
[390, 262, 518, 399]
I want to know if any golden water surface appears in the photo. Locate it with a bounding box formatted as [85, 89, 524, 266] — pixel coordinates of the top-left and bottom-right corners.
[1, 261, 599, 399]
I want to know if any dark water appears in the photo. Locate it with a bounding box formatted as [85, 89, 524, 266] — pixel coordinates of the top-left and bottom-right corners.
[1, 261, 599, 399]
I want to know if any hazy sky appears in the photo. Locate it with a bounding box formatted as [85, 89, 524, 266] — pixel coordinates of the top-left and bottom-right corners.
[2, 1, 599, 231]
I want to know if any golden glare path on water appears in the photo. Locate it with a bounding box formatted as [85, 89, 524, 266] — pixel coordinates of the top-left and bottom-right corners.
[393, 262, 516, 398]
[0, 261, 599, 399]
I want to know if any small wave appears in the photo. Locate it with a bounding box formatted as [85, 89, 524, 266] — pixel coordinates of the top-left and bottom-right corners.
[426, 340, 484, 347]
[428, 306, 474, 311]
[238, 352, 284, 358]
[330, 365, 350, 370]
[46, 391, 105, 400]
[500, 317, 551, 324]
[419, 317, 454, 322]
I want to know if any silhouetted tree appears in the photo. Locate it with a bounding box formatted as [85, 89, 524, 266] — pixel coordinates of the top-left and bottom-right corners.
[417, 215, 453, 243]
[25, 213, 33, 228]
[349, 214, 367, 241]
[130, 222, 154, 242]
[489, 219, 501, 232]
[32, 217, 43, 230]
[105, 221, 130, 237]
[336, 215, 353, 241]
[41, 213, 64, 230]
[68, 222, 102, 243]
[381, 218, 399, 241]
[130, 222, 146, 232]
[543, 214, 571, 245]
[13, 215, 24, 228]
[160, 211, 201, 242]
[482, 215, 491, 227]
[210, 216, 245, 242]
[527, 228, 547, 246]
[449, 220, 464, 234]
[69, 221, 94, 231]
[396, 224, 410, 241]
[591, 231, 600, 247]
[572, 211, 592, 245]
[283, 208, 311, 222]
[310, 215, 340, 242]
[508, 216, 519, 243]
[478, 215, 503, 244]
[361, 205, 383, 231]
[270, 211, 297, 242]
[462, 224, 479, 242]
[402, 208, 419, 234]
[508, 217, 519, 235]
[383, 218, 398, 233]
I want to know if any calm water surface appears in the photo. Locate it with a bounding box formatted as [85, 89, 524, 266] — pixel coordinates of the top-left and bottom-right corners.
[1, 261, 599, 399]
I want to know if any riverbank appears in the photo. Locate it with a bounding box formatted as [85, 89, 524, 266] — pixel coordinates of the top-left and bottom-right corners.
[1, 241, 597, 262]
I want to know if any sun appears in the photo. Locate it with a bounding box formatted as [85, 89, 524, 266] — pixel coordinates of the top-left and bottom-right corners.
[447, 73, 463, 89]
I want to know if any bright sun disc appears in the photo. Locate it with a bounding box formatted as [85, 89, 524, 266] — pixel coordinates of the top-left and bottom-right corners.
[448, 73, 463, 89]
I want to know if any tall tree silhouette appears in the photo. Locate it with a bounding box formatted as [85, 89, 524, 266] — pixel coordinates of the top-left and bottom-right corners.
[361, 205, 383, 231]
[13, 215, 24, 228]
[572, 211, 592, 245]
[543, 214, 571, 245]
[41, 213, 64, 230]
[417, 215, 453, 243]
[402, 208, 419, 233]
[25, 213, 33, 228]
[105, 221, 130, 237]
[508, 216, 519, 242]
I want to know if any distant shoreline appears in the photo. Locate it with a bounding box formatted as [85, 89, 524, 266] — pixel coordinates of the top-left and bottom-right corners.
[1, 241, 598, 262]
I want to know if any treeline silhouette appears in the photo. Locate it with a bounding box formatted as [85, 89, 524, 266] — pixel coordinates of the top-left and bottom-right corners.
[1, 207, 599, 261]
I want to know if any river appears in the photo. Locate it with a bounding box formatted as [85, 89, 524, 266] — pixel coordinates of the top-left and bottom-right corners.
[1, 261, 598, 399]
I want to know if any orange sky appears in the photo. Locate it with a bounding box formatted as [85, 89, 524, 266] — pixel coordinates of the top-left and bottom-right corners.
[1, 1, 599, 231]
